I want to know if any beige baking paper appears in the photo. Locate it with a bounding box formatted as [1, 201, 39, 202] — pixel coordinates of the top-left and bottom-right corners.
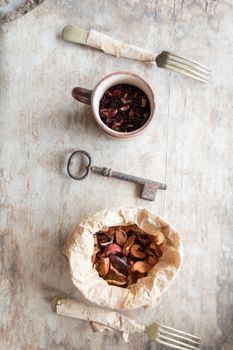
[56, 298, 144, 341]
[87, 30, 156, 63]
[64, 207, 183, 310]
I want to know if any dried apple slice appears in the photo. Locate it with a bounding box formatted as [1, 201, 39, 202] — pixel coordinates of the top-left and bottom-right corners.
[115, 228, 128, 246]
[98, 257, 110, 277]
[146, 255, 158, 267]
[131, 261, 151, 274]
[130, 244, 146, 259]
[123, 234, 136, 256]
[107, 227, 117, 236]
[137, 235, 149, 246]
[147, 230, 164, 245]
[136, 272, 147, 279]
[148, 242, 163, 258]
[127, 271, 138, 286]
[105, 267, 127, 286]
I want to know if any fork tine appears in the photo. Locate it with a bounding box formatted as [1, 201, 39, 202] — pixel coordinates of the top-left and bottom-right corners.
[166, 51, 211, 72]
[166, 58, 210, 76]
[156, 338, 198, 350]
[158, 335, 199, 350]
[159, 324, 201, 340]
[159, 329, 200, 345]
[165, 61, 209, 80]
[164, 64, 208, 83]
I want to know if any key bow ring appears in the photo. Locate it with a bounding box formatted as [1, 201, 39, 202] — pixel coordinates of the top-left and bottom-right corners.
[67, 150, 92, 180]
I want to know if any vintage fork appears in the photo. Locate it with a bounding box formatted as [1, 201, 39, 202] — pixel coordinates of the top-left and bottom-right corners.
[155, 51, 210, 83]
[146, 323, 201, 349]
[62, 25, 210, 83]
[51, 297, 201, 350]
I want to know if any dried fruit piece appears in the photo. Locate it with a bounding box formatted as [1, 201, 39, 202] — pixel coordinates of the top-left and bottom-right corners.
[93, 224, 164, 288]
[100, 237, 114, 247]
[96, 232, 114, 246]
[127, 271, 138, 286]
[120, 105, 130, 111]
[123, 234, 136, 256]
[123, 224, 145, 234]
[98, 257, 110, 277]
[100, 238, 114, 246]
[121, 97, 128, 104]
[137, 235, 149, 246]
[129, 110, 134, 117]
[146, 255, 158, 267]
[148, 230, 164, 245]
[109, 255, 130, 275]
[148, 243, 163, 258]
[105, 267, 127, 286]
[115, 228, 128, 246]
[105, 278, 126, 287]
[112, 88, 122, 96]
[110, 108, 118, 117]
[141, 97, 147, 107]
[136, 272, 147, 279]
[107, 227, 116, 236]
[130, 244, 146, 259]
[127, 258, 135, 266]
[158, 243, 165, 255]
[104, 243, 122, 256]
[131, 261, 151, 274]
[123, 224, 138, 233]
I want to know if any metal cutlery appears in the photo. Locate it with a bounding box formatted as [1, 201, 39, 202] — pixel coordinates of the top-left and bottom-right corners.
[62, 25, 210, 83]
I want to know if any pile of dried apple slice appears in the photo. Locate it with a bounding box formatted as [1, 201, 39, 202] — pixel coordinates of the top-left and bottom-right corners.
[92, 224, 165, 287]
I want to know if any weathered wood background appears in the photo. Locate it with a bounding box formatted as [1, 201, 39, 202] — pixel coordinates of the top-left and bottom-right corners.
[0, 0, 233, 349]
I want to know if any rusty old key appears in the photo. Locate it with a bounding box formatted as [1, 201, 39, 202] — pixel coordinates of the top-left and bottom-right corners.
[67, 150, 167, 201]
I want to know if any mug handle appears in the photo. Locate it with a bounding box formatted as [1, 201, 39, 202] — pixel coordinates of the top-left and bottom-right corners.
[72, 87, 92, 105]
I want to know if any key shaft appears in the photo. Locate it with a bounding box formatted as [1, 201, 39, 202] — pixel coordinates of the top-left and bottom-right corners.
[91, 166, 167, 201]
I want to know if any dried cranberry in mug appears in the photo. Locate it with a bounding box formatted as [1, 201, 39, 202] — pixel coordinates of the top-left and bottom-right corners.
[99, 84, 150, 132]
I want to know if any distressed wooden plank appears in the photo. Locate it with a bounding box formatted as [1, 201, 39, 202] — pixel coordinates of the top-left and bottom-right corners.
[0, 0, 233, 349]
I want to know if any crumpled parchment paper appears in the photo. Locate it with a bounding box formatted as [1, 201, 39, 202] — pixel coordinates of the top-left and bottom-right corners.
[87, 30, 156, 63]
[64, 207, 183, 310]
[56, 298, 145, 342]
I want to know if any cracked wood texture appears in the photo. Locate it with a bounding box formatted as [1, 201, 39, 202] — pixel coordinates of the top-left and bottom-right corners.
[0, 0, 233, 349]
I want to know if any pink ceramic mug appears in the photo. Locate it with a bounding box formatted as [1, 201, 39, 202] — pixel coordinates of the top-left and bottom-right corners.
[72, 71, 156, 139]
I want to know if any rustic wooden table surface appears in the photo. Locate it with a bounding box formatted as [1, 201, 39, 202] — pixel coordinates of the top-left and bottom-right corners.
[0, 0, 233, 349]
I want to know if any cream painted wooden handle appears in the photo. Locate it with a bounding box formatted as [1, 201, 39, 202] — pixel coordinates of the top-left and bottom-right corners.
[52, 297, 145, 334]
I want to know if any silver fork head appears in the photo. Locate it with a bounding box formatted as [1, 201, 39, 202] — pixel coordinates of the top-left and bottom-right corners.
[155, 51, 211, 83]
[146, 323, 201, 350]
